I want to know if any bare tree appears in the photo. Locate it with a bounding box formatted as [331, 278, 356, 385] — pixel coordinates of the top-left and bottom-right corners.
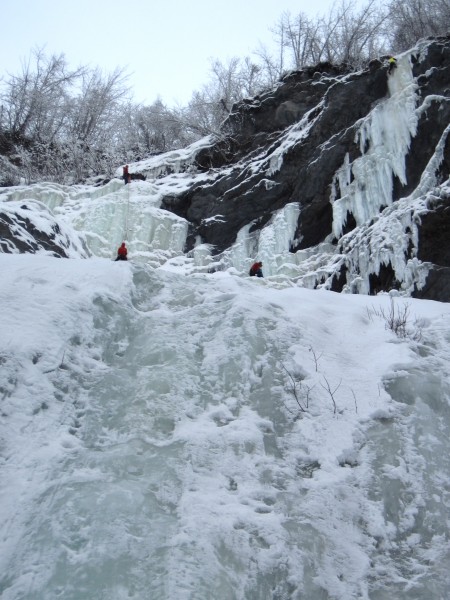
[332, 0, 389, 65]
[2, 0, 448, 186]
[254, 42, 283, 88]
[182, 90, 222, 137]
[180, 56, 265, 137]
[280, 362, 314, 414]
[237, 57, 264, 99]
[255, 0, 389, 81]
[269, 14, 287, 76]
[309, 0, 389, 67]
[320, 375, 342, 414]
[387, 0, 450, 51]
[281, 11, 320, 69]
[117, 98, 194, 159]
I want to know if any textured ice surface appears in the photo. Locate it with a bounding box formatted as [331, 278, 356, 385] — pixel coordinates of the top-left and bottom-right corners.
[1, 255, 449, 599]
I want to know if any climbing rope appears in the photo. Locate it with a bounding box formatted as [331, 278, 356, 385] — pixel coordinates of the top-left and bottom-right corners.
[123, 181, 131, 242]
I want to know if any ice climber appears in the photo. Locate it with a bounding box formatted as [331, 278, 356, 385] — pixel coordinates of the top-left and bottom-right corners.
[123, 164, 129, 184]
[249, 261, 263, 277]
[387, 56, 397, 74]
[115, 242, 128, 261]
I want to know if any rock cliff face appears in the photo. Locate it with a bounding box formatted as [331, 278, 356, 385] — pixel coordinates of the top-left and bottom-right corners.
[0, 200, 87, 258]
[0, 37, 449, 301]
[161, 36, 450, 301]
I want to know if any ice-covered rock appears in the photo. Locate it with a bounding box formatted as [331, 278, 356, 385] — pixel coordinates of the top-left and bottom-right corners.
[1, 37, 449, 300]
[161, 37, 450, 300]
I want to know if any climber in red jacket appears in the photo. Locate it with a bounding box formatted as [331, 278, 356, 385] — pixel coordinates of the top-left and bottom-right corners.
[115, 242, 128, 261]
[249, 261, 263, 277]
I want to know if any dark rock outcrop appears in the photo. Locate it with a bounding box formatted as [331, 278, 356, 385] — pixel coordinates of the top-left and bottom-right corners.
[2, 37, 450, 302]
[413, 193, 450, 301]
[0, 201, 87, 257]
[417, 196, 450, 268]
[160, 37, 450, 301]
[167, 41, 448, 248]
[165, 63, 389, 253]
[130, 172, 146, 182]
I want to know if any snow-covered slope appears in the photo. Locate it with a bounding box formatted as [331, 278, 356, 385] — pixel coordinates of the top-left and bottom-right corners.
[0, 254, 449, 599]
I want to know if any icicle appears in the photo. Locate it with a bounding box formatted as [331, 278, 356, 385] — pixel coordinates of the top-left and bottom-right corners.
[331, 52, 419, 239]
[334, 186, 434, 297]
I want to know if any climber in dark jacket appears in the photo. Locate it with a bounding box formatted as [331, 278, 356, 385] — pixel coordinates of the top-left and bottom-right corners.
[249, 261, 263, 277]
[115, 242, 128, 261]
[123, 164, 129, 184]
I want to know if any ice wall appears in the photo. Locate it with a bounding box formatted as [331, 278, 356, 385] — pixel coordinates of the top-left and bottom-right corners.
[0, 180, 189, 263]
[335, 122, 450, 296]
[337, 195, 431, 296]
[0, 182, 72, 211]
[217, 203, 301, 276]
[331, 52, 418, 239]
[68, 191, 188, 261]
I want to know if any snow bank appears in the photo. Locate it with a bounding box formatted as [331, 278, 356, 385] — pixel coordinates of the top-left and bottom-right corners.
[1, 253, 449, 599]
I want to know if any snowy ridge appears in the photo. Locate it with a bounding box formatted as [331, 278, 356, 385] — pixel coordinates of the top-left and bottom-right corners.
[1, 163, 447, 295]
[116, 135, 216, 180]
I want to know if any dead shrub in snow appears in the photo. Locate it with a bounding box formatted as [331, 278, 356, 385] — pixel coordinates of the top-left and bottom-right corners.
[367, 297, 422, 340]
[280, 363, 314, 416]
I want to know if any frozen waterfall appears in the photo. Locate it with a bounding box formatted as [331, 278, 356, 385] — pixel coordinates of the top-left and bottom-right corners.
[330, 51, 418, 239]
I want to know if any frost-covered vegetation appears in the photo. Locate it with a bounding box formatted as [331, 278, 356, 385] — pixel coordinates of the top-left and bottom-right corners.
[1, 0, 449, 185]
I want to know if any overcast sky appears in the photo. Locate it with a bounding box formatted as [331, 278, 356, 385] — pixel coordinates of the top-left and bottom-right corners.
[1, 0, 360, 106]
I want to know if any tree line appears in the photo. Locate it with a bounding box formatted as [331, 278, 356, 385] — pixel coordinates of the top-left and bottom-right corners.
[0, 0, 448, 186]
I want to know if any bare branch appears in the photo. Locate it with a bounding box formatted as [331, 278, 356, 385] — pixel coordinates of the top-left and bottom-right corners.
[309, 346, 323, 372]
[280, 362, 310, 413]
[320, 375, 342, 414]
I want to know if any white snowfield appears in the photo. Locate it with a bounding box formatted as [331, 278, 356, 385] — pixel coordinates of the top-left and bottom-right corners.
[0, 253, 449, 600]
